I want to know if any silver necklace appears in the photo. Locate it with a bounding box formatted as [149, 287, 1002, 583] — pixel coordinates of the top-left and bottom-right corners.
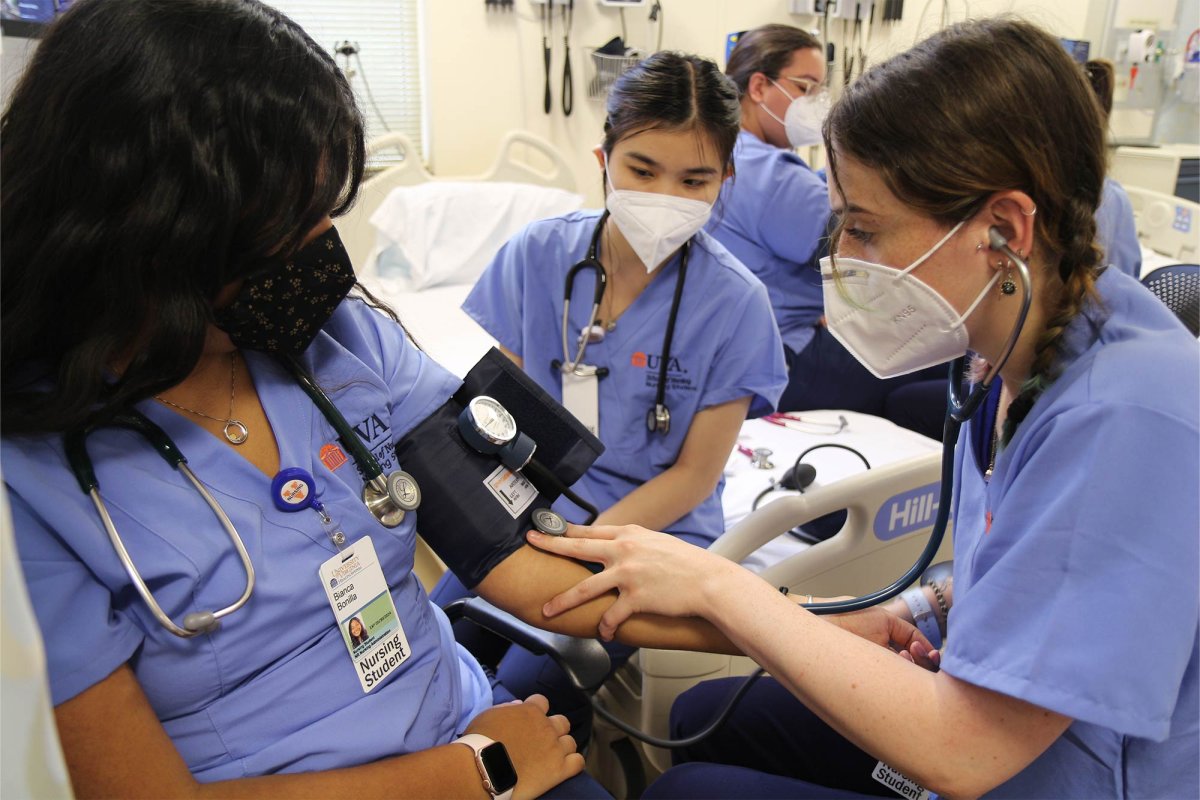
[984, 425, 999, 480]
[157, 352, 249, 445]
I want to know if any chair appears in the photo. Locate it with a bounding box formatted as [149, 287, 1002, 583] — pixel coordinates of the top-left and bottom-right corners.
[1142, 264, 1200, 336]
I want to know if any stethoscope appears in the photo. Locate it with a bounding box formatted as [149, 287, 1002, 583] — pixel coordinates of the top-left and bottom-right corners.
[63, 355, 419, 638]
[797, 225, 1033, 616]
[575, 227, 1036, 754]
[553, 211, 690, 435]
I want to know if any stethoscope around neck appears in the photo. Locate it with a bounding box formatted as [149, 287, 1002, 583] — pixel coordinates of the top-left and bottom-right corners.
[553, 211, 691, 435]
[63, 354, 417, 638]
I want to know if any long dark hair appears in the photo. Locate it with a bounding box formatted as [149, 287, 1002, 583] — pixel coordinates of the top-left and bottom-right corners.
[823, 17, 1106, 442]
[601, 51, 740, 169]
[1, 0, 366, 435]
[725, 24, 822, 96]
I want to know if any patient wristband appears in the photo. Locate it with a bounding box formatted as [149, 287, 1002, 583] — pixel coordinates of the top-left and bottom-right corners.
[899, 588, 943, 650]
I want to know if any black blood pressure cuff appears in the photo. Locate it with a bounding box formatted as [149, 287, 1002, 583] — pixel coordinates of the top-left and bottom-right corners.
[394, 348, 604, 589]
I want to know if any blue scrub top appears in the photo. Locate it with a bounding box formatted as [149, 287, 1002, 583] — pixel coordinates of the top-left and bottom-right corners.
[463, 209, 787, 545]
[3, 299, 494, 781]
[706, 130, 830, 354]
[945, 267, 1199, 797]
[1096, 177, 1142, 279]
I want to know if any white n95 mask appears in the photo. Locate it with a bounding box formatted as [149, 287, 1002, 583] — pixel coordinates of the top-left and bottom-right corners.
[604, 159, 713, 272]
[821, 220, 1000, 379]
[762, 79, 830, 148]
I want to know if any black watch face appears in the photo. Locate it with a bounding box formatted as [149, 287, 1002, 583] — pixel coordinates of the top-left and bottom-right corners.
[481, 741, 518, 793]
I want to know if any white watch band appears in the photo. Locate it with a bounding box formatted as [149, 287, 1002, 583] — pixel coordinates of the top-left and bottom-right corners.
[454, 734, 515, 800]
[900, 587, 943, 650]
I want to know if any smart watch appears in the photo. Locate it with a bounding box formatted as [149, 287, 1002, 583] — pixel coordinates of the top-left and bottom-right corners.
[454, 733, 518, 800]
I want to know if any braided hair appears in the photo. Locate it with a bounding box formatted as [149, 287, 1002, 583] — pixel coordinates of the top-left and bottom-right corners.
[823, 16, 1106, 443]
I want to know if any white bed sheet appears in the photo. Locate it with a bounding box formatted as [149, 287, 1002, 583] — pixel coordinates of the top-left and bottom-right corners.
[365, 280, 495, 379]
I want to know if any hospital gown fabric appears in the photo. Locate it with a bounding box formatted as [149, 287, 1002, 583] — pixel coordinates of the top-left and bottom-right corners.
[463, 209, 787, 545]
[706, 130, 829, 354]
[3, 301, 498, 781]
[1095, 177, 1142, 279]
[651, 266, 1199, 799]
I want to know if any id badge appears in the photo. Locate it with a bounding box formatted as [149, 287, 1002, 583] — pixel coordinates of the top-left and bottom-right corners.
[561, 366, 600, 437]
[318, 536, 411, 693]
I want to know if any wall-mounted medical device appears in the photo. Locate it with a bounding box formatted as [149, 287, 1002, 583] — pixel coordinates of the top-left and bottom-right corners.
[789, 0, 874, 20]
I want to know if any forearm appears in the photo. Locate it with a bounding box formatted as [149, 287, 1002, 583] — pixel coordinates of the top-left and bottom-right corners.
[58, 666, 489, 800]
[194, 746, 486, 800]
[475, 544, 738, 654]
[594, 463, 716, 532]
[698, 566, 1064, 798]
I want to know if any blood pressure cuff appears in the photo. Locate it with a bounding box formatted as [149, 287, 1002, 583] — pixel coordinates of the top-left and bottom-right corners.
[394, 348, 604, 589]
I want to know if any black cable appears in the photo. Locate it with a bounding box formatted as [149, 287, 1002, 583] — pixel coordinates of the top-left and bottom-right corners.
[651, 242, 689, 427]
[351, 51, 392, 133]
[542, 3, 552, 114]
[561, 0, 573, 115]
[588, 668, 766, 748]
[523, 459, 599, 524]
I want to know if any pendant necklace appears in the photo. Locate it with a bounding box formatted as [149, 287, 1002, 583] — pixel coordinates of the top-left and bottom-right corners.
[157, 351, 250, 445]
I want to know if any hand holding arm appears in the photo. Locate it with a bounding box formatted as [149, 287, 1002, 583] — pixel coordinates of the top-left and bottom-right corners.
[530, 524, 1071, 798]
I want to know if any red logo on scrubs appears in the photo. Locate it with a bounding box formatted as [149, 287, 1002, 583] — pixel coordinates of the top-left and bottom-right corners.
[320, 443, 349, 472]
[631, 351, 648, 368]
[985, 510, 993, 534]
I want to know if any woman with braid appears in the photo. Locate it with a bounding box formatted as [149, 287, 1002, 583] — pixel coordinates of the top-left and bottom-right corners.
[524, 17, 1199, 799]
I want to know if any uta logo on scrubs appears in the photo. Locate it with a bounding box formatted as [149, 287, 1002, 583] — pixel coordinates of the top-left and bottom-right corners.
[632, 351, 696, 392]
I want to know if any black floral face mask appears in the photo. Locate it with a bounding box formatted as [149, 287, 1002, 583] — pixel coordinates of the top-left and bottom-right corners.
[215, 226, 356, 353]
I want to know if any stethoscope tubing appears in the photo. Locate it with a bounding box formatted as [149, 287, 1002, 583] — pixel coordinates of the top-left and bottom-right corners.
[559, 212, 688, 434]
[281, 353, 387, 494]
[69, 410, 256, 637]
[799, 228, 1032, 615]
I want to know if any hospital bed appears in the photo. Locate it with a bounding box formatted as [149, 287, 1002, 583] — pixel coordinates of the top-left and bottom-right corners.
[1127, 186, 1200, 274]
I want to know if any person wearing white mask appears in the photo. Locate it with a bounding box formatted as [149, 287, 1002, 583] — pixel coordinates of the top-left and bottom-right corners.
[441, 51, 787, 745]
[528, 18, 1198, 800]
[710, 25, 946, 434]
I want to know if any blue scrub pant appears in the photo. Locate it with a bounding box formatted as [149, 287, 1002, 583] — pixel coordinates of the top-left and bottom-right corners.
[647, 675, 891, 798]
[779, 326, 948, 441]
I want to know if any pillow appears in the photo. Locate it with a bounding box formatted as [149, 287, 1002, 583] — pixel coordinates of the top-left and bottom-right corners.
[369, 181, 583, 291]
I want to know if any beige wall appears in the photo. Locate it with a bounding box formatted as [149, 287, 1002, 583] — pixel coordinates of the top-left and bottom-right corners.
[425, 0, 1102, 206]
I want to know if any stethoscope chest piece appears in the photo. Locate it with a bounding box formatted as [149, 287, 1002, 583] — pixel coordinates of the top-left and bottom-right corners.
[532, 507, 569, 536]
[363, 480, 407, 528]
[386, 470, 422, 511]
[646, 404, 671, 435]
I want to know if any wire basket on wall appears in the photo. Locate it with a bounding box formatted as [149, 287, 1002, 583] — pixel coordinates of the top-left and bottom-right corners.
[587, 49, 643, 99]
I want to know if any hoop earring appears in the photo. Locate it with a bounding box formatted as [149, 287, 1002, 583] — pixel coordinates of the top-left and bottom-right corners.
[1020, 204, 1037, 217]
